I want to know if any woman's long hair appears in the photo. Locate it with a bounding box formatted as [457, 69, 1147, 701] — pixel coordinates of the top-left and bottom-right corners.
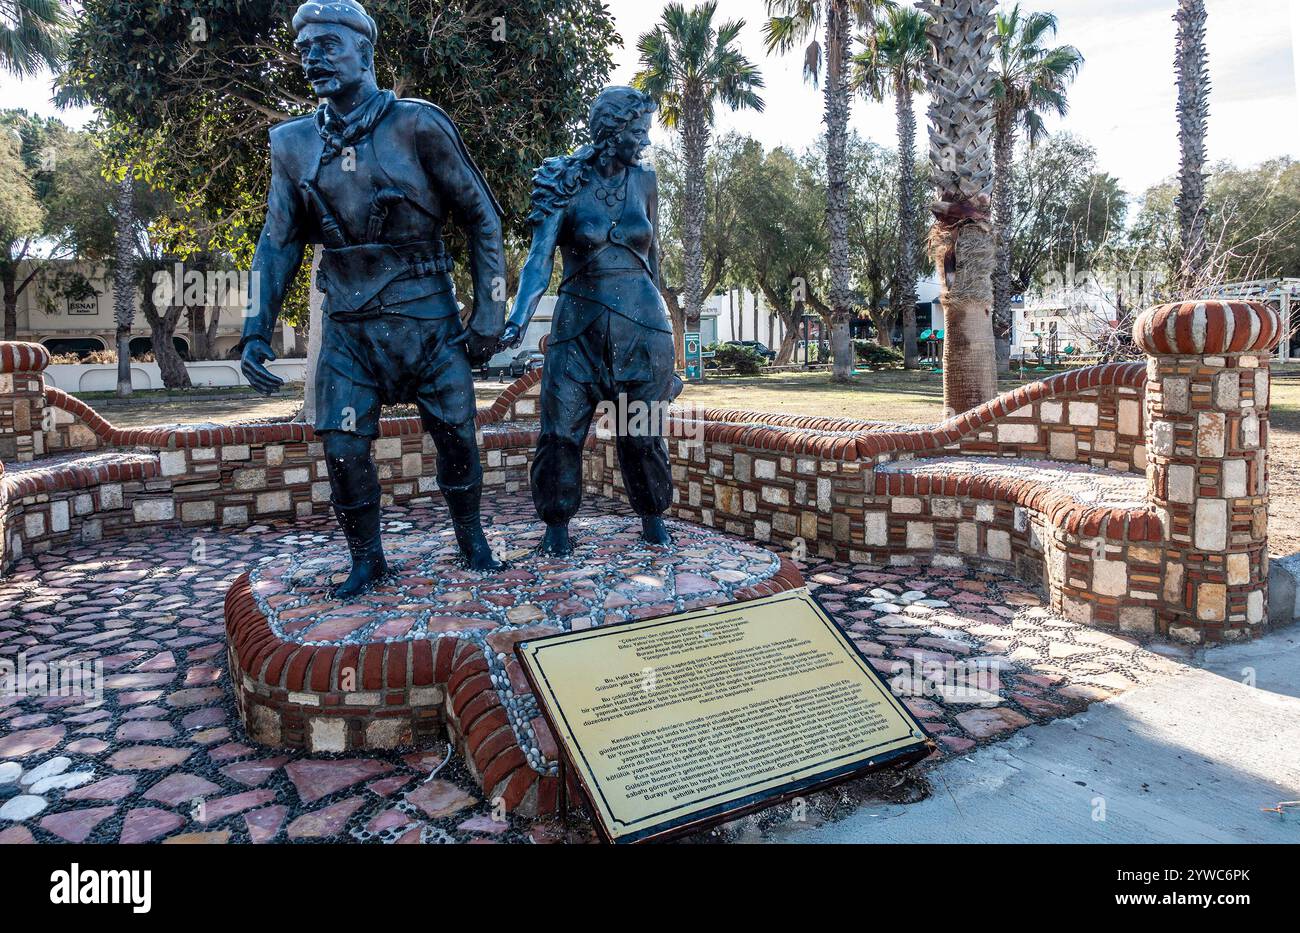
[527, 86, 656, 225]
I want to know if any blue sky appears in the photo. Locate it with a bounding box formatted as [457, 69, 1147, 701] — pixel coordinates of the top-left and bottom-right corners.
[3, 0, 1296, 198]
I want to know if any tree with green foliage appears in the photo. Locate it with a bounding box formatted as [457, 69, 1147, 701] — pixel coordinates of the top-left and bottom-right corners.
[1130, 158, 1300, 292]
[653, 132, 757, 365]
[765, 0, 890, 382]
[728, 144, 829, 364]
[990, 4, 1083, 370]
[1007, 133, 1125, 296]
[854, 4, 931, 366]
[60, 0, 620, 251]
[634, 1, 764, 360]
[0, 0, 68, 77]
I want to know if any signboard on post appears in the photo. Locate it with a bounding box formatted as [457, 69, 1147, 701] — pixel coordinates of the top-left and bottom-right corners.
[684, 331, 702, 380]
[517, 588, 932, 844]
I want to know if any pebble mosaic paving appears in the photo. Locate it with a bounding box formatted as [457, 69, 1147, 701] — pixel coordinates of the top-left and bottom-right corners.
[0, 493, 1192, 844]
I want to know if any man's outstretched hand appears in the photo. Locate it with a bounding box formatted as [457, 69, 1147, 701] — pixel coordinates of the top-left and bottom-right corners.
[498, 322, 524, 353]
[241, 338, 284, 396]
[464, 331, 500, 367]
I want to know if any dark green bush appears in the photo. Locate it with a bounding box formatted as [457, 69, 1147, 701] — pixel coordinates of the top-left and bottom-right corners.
[853, 340, 904, 370]
[706, 343, 765, 375]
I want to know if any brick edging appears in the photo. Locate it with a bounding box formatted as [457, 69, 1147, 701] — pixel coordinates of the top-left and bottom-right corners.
[223, 553, 805, 815]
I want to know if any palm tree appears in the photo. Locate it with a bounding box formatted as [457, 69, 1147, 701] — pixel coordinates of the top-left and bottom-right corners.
[634, 2, 764, 358]
[112, 170, 136, 397]
[919, 0, 999, 418]
[765, 0, 889, 382]
[990, 5, 1082, 370]
[854, 5, 930, 369]
[1174, 0, 1209, 288]
[0, 0, 68, 77]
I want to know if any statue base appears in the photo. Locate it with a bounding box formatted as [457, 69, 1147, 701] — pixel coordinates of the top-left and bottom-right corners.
[224, 515, 805, 814]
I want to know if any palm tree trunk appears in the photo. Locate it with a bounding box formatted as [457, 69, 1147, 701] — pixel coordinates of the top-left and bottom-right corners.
[824, 0, 855, 382]
[113, 172, 137, 398]
[894, 79, 920, 369]
[991, 112, 1016, 372]
[922, 0, 1000, 417]
[680, 99, 709, 334]
[1174, 0, 1209, 291]
[933, 221, 998, 417]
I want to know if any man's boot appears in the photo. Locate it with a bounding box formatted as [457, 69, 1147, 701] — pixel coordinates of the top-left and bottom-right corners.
[539, 523, 572, 556]
[332, 497, 389, 597]
[442, 483, 502, 571]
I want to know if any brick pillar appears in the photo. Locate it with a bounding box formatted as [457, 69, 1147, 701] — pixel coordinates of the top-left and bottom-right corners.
[1133, 301, 1279, 642]
[0, 342, 51, 464]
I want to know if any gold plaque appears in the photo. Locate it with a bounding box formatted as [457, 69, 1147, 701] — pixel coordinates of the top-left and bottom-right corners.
[517, 588, 931, 843]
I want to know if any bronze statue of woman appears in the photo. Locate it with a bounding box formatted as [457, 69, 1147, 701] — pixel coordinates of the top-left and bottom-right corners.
[500, 86, 677, 556]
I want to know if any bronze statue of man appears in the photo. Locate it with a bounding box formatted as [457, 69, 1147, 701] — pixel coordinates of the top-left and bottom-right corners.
[240, 0, 504, 595]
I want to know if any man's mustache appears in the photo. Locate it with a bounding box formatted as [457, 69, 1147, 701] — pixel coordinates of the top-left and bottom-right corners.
[305, 66, 337, 81]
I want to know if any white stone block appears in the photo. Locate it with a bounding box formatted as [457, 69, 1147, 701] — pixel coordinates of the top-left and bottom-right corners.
[996, 422, 1038, 444]
[1163, 377, 1189, 413]
[1222, 459, 1247, 498]
[1040, 401, 1063, 423]
[181, 500, 216, 523]
[1167, 464, 1195, 503]
[986, 529, 1011, 560]
[863, 512, 888, 546]
[1194, 498, 1228, 551]
[1069, 402, 1098, 426]
[50, 500, 69, 533]
[906, 521, 933, 549]
[309, 717, 346, 753]
[1118, 399, 1141, 436]
[23, 512, 45, 538]
[1197, 412, 1226, 457]
[931, 498, 961, 519]
[891, 497, 923, 514]
[133, 499, 175, 523]
[374, 437, 402, 460]
[1092, 560, 1128, 597]
[159, 449, 188, 477]
[1049, 432, 1077, 461]
[99, 484, 123, 510]
[1242, 411, 1259, 448]
[1214, 372, 1239, 410]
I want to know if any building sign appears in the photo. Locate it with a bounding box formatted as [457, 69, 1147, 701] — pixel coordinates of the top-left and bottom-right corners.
[66, 292, 101, 316]
[517, 588, 932, 843]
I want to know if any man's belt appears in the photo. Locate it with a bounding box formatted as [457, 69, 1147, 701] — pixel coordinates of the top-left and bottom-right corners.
[317, 241, 456, 315]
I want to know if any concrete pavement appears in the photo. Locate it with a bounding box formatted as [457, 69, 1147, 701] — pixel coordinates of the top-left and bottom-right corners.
[782, 626, 1300, 843]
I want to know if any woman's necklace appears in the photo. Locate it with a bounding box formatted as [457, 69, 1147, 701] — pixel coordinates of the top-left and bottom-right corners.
[593, 167, 628, 208]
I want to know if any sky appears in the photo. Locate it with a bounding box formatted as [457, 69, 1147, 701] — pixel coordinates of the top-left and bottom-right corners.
[2, 0, 1297, 200]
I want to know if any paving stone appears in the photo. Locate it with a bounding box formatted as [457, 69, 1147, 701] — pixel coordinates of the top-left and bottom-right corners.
[39, 805, 117, 843]
[285, 759, 394, 803]
[144, 773, 221, 806]
[108, 746, 193, 772]
[404, 780, 477, 819]
[244, 805, 288, 844]
[119, 808, 185, 844]
[286, 797, 366, 839]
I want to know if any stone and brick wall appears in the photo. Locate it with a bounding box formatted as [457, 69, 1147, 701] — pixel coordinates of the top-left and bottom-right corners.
[0, 299, 1281, 643]
[1134, 300, 1279, 640]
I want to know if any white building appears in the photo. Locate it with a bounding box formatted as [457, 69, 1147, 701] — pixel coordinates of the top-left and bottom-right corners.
[9, 261, 297, 359]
